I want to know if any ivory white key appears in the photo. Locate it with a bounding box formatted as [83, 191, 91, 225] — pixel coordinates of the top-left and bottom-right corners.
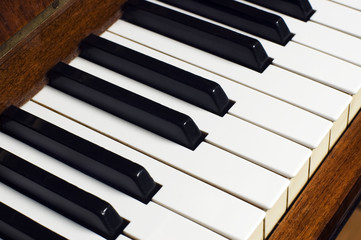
[310, 0, 361, 39]
[0, 183, 105, 240]
[237, 0, 361, 67]
[22, 101, 267, 240]
[68, 58, 311, 179]
[0, 132, 227, 240]
[31, 87, 290, 236]
[107, 20, 351, 123]
[100, 32, 331, 147]
[99, 32, 331, 176]
[147, 1, 361, 98]
[330, 0, 361, 11]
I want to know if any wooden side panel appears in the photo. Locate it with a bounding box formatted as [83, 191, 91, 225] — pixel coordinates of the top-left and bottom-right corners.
[269, 111, 361, 240]
[0, 0, 126, 113]
[0, 0, 54, 45]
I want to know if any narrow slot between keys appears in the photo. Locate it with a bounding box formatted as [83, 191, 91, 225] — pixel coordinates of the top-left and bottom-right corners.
[0, 149, 129, 240]
[0, 106, 161, 204]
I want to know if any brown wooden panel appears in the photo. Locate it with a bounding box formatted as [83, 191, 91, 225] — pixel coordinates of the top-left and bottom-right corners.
[0, 0, 126, 113]
[0, 0, 54, 45]
[269, 111, 361, 240]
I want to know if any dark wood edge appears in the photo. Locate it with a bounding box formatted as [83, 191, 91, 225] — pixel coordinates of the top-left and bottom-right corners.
[0, 0, 127, 113]
[269, 110, 361, 240]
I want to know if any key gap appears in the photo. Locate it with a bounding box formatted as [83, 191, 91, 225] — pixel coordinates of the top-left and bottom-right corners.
[227, 112, 314, 149]
[151, 199, 231, 240]
[309, 18, 361, 40]
[30, 99, 267, 212]
[292, 39, 361, 68]
[271, 61, 354, 95]
[106, 30, 337, 122]
[329, 1, 361, 13]
[204, 138, 291, 181]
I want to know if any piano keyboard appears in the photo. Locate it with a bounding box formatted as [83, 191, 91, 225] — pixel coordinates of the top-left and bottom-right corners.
[1, 0, 361, 239]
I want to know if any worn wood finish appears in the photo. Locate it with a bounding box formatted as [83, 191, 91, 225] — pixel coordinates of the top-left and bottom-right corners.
[269, 111, 361, 240]
[0, 0, 126, 113]
[0, 0, 54, 45]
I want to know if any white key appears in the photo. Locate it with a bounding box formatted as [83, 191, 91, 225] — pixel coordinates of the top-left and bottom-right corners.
[22, 101, 266, 240]
[121, 1, 357, 131]
[236, 0, 361, 67]
[68, 58, 310, 179]
[0, 183, 104, 240]
[0, 133, 226, 240]
[330, 0, 361, 12]
[107, 20, 351, 122]
[310, 0, 361, 39]
[149, 1, 361, 96]
[100, 31, 333, 150]
[30, 90, 290, 234]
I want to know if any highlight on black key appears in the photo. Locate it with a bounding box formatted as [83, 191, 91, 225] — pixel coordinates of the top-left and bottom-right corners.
[79, 34, 234, 116]
[121, 0, 272, 72]
[0, 106, 161, 204]
[0, 149, 128, 240]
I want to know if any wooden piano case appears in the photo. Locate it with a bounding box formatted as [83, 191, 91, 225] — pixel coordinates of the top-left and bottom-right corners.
[1, 0, 361, 239]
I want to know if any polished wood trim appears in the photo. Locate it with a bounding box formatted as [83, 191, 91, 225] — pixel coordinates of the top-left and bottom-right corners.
[0, 0, 54, 45]
[269, 110, 361, 240]
[0, 0, 126, 113]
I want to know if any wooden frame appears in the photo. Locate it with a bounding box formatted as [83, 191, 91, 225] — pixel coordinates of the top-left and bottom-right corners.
[1, 1, 361, 239]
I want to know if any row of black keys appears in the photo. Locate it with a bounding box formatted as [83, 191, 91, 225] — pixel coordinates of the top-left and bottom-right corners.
[120, 0, 315, 72]
[0, 33, 229, 240]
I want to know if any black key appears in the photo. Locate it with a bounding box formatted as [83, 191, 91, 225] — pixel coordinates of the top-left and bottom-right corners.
[79, 35, 233, 116]
[0, 149, 128, 239]
[244, 0, 315, 21]
[122, 0, 272, 72]
[158, 0, 293, 45]
[0, 202, 66, 240]
[0, 106, 160, 203]
[48, 62, 205, 149]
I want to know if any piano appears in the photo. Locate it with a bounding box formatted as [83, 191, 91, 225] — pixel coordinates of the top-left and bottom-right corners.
[1, 0, 361, 239]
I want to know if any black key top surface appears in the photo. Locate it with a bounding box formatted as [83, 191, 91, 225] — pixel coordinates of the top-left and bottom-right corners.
[0, 106, 160, 203]
[244, 0, 315, 21]
[0, 149, 128, 240]
[158, 0, 293, 45]
[122, 0, 272, 72]
[80, 35, 233, 116]
[0, 202, 66, 240]
[48, 62, 205, 149]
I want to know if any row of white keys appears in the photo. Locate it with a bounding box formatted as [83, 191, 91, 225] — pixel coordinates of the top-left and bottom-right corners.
[106, 20, 350, 149]
[26, 94, 289, 237]
[236, 0, 361, 68]
[1, 102, 263, 240]
[22, 101, 267, 240]
[310, 0, 361, 39]
[107, 20, 351, 125]
[86, 32, 330, 176]
[68, 57, 311, 182]
[330, 0, 361, 11]
[149, 0, 361, 125]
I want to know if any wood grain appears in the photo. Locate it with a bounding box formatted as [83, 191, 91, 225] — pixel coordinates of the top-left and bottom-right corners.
[0, 0, 54, 45]
[0, 0, 126, 113]
[269, 111, 361, 240]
